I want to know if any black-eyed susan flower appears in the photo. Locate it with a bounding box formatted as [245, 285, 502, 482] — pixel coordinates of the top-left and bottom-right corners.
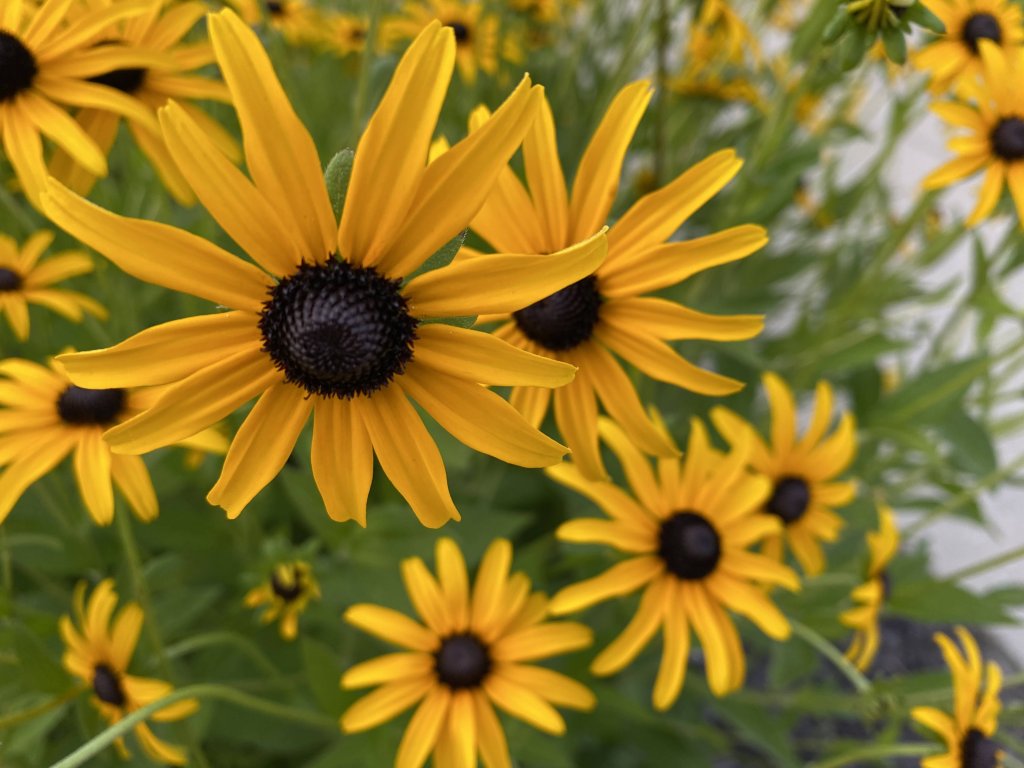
[320, 12, 371, 58]
[0, 355, 218, 525]
[227, 0, 321, 43]
[911, 627, 1004, 768]
[49, 0, 237, 205]
[244, 559, 320, 641]
[711, 373, 857, 576]
[60, 579, 199, 765]
[547, 416, 799, 708]
[385, 0, 518, 84]
[0, 0, 160, 206]
[0, 229, 105, 341]
[45, 13, 606, 527]
[466, 82, 767, 480]
[341, 537, 594, 766]
[924, 42, 1024, 227]
[840, 502, 900, 671]
[915, 0, 1022, 94]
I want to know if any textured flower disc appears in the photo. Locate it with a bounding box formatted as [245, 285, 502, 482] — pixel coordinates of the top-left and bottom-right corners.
[962, 13, 1002, 52]
[92, 663, 127, 706]
[766, 476, 811, 525]
[513, 274, 602, 351]
[0, 268, 22, 292]
[0, 31, 37, 103]
[259, 260, 418, 399]
[89, 67, 147, 95]
[961, 728, 1001, 768]
[434, 632, 492, 688]
[658, 511, 722, 580]
[56, 386, 126, 426]
[991, 117, 1024, 160]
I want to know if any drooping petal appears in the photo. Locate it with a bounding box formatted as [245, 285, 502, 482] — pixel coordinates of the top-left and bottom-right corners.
[311, 398, 373, 525]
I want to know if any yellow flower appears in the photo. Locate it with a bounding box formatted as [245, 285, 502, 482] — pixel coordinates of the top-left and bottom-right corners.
[911, 627, 1004, 768]
[839, 503, 900, 671]
[226, 0, 321, 44]
[0, 0, 159, 206]
[711, 373, 858, 576]
[0, 229, 106, 341]
[468, 81, 767, 480]
[0, 354, 219, 525]
[341, 537, 594, 767]
[915, 0, 1023, 95]
[60, 579, 199, 765]
[49, 0, 238, 205]
[385, 0, 518, 84]
[547, 416, 799, 708]
[923, 41, 1024, 227]
[244, 560, 321, 641]
[44, 14, 606, 526]
[319, 12, 371, 57]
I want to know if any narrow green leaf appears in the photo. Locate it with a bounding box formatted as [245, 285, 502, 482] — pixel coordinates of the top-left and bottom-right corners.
[324, 148, 354, 223]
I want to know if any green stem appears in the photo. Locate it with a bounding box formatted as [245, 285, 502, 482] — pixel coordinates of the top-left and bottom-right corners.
[947, 544, 1024, 581]
[50, 683, 338, 768]
[904, 671, 1024, 707]
[653, 0, 670, 185]
[790, 620, 873, 694]
[806, 742, 935, 768]
[351, 0, 382, 144]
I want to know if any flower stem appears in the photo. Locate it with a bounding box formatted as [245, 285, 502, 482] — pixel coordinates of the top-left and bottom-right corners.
[946, 544, 1024, 582]
[790, 619, 873, 694]
[49, 683, 338, 768]
[806, 742, 935, 768]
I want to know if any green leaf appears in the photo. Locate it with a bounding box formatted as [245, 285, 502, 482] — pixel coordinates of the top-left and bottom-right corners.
[939, 409, 997, 476]
[909, 2, 946, 33]
[880, 26, 907, 63]
[301, 636, 348, 715]
[822, 12, 850, 43]
[866, 357, 989, 427]
[14, 626, 68, 694]
[324, 148, 354, 222]
[406, 228, 467, 280]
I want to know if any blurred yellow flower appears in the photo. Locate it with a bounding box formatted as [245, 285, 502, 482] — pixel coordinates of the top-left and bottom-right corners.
[245, 560, 320, 641]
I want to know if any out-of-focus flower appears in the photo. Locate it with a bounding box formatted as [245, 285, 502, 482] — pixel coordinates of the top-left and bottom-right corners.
[341, 538, 594, 765]
[712, 373, 858, 576]
[0, 230, 105, 340]
[244, 560, 320, 640]
[60, 580, 199, 765]
[548, 416, 799, 707]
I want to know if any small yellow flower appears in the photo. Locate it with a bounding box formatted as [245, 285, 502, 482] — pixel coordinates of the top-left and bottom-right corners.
[60, 579, 199, 766]
[319, 12, 371, 57]
[840, 503, 900, 671]
[244, 560, 321, 641]
[911, 627, 1004, 768]
[0, 229, 105, 341]
[924, 41, 1024, 227]
[341, 537, 594, 767]
[712, 373, 858, 576]
[548, 416, 799, 708]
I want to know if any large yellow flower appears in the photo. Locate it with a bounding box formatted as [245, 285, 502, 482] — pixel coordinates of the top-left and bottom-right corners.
[467, 81, 767, 480]
[547, 417, 799, 708]
[341, 537, 594, 768]
[840, 502, 899, 671]
[0, 355, 223, 525]
[60, 579, 199, 765]
[911, 628, 1004, 768]
[0, 229, 106, 341]
[915, 0, 1023, 95]
[49, 0, 237, 205]
[711, 373, 857, 576]
[44, 13, 606, 527]
[924, 41, 1024, 227]
[0, 0, 159, 206]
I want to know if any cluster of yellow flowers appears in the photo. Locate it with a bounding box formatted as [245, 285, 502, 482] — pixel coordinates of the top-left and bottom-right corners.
[0, 1, 1012, 767]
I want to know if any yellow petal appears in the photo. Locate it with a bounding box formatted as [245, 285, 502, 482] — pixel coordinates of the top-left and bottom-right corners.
[73, 429, 114, 526]
[549, 556, 663, 614]
[311, 398, 373, 525]
[343, 604, 439, 652]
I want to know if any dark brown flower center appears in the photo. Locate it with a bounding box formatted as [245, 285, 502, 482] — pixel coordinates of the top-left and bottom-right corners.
[447, 21, 470, 42]
[259, 260, 418, 399]
[961, 728, 1000, 768]
[766, 476, 810, 525]
[659, 512, 721, 580]
[991, 117, 1024, 161]
[512, 275, 602, 351]
[88, 67, 146, 95]
[0, 267, 22, 292]
[0, 30, 37, 103]
[962, 13, 1002, 53]
[92, 663, 126, 706]
[270, 568, 304, 602]
[435, 633, 491, 688]
[57, 386, 126, 426]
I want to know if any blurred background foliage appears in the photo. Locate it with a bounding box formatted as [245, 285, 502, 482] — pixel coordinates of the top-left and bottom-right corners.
[2, 0, 1024, 765]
